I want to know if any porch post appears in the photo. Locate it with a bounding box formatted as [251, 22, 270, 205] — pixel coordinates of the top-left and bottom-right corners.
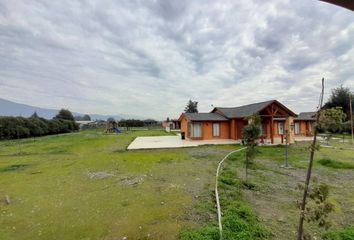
[271, 115, 274, 144]
[285, 116, 295, 144]
[231, 119, 236, 139]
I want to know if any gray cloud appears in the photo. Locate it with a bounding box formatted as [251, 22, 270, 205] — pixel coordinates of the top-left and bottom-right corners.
[0, 0, 353, 119]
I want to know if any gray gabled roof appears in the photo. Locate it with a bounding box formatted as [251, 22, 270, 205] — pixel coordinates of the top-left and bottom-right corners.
[183, 112, 228, 121]
[295, 112, 316, 121]
[179, 100, 297, 122]
[213, 100, 291, 118]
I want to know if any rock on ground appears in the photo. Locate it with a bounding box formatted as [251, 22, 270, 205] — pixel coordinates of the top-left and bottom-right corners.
[87, 171, 114, 180]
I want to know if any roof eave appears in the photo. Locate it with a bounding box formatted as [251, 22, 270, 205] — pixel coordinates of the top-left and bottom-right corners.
[178, 113, 187, 122]
[189, 119, 228, 122]
[295, 118, 316, 121]
[211, 107, 229, 118]
[264, 100, 297, 117]
[320, 0, 354, 11]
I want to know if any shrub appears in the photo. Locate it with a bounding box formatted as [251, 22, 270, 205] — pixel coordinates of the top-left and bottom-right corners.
[318, 159, 354, 169]
[222, 201, 271, 240]
[25, 117, 48, 136]
[54, 109, 75, 121]
[57, 120, 70, 133]
[118, 119, 144, 127]
[48, 119, 61, 134]
[0, 116, 78, 140]
[179, 227, 219, 240]
[322, 226, 354, 240]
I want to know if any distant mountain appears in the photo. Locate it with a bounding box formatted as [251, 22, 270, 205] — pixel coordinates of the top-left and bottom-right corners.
[0, 98, 141, 120]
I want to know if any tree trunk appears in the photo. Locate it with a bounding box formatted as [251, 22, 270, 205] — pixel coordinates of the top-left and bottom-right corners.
[245, 153, 248, 182]
[297, 78, 324, 240]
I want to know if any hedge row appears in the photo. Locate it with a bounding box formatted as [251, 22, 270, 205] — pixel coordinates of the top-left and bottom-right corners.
[0, 116, 79, 140]
[118, 119, 145, 127]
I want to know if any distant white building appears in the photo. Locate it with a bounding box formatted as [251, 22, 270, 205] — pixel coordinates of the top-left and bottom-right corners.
[76, 120, 95, 129]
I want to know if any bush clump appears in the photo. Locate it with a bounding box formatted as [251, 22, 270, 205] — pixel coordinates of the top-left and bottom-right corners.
[322, 226, 354, 240]
[318, 159, 354, 169]
[179, 227, 219, 240]
[222, 201, 271, 240]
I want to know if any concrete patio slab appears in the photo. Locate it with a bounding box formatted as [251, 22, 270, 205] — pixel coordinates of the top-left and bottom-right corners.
[127, 134, 315, 150]
[127, 135, 240, 150]
[294, 136, 314, 142]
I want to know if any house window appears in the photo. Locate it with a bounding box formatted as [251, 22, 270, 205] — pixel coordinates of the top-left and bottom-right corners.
[278, 122, 284, 135]
[213, 123, 220, 137]
[191, 123, 202, 138]
[309, 122, 314, 133]
[295, 122, 300, 134]
[260, 124, 267, 136]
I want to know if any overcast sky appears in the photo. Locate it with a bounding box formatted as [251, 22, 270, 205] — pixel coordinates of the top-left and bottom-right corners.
[0, 0, 353, 119]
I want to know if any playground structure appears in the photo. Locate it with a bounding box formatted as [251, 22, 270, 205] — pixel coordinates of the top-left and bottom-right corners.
[104, 120, 122, 134]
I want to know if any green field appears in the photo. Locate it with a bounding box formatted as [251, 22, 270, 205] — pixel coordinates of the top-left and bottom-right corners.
[0, 130, 239, 240]
[0, 130, 353, 240]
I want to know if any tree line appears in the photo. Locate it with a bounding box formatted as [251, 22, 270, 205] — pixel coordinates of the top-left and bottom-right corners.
[74, 114, 91, 121]
[117, 119, 145, 127]
[0, 109, 79, 140]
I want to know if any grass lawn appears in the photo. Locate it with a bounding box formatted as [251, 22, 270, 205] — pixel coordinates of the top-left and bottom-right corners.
[0, 129, 239, 240]
[179, 138, 354, 240]
[234, 140, 354, 239]
[1, 130, 353, 240]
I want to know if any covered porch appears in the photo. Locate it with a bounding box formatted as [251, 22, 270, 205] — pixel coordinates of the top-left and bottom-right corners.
[258, 101, 297, 144]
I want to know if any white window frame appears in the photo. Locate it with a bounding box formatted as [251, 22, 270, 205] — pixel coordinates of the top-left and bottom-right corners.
[212, 123, 220, 137]
[260, 124, 266, 136]
[294, 122, 300, 134]
[191, 123, 202, 138]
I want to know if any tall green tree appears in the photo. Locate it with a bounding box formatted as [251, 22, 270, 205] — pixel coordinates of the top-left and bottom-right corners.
[324, 86, 354, 120]
[107, 117, 115, 122]
[30, 112, 39, 118]
[54, 109, 75, 121]
[83, 114, 91, 121]
[184, 100, 198, 113]
[242, 114, 261, 182]
[318, 107, 346, 133]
